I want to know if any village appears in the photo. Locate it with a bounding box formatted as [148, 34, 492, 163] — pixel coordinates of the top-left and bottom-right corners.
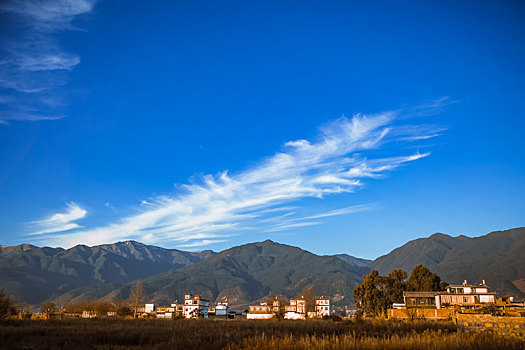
[73, 279, 524, 325]
[390, 280, 525, 319]
[106, 293, 333, 320]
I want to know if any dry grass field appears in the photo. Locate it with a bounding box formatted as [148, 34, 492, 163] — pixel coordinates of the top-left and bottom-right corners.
[0, 318, 523, 349]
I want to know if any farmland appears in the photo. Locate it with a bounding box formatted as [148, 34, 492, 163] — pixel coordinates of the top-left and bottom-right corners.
[1, 318, 524, 349]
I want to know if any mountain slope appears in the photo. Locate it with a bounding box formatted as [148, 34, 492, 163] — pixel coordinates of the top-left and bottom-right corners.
[108, 240, 364, 309]
[370, 227, 525, 297]
[3, 227, 524, 307]
[0, 241, 215, 304]
[332, 254, 371, 275]
[371, 232, 469, 274]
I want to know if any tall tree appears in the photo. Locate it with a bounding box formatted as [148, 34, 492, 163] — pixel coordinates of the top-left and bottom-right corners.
[353, 266, 444, 318]
[386, 269, 408, 304]
[41, 302, 56, 318]
[0, 289, 12, 320]
[129, 281, 146, 319]
[298, 286, 316, 313]
[353, 270, 387, 317]
[265, 295, 286, 319]
[406, 264, 442, 291]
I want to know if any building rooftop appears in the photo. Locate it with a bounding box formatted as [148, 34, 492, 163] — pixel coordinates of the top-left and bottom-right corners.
[403, 291, 439, 297]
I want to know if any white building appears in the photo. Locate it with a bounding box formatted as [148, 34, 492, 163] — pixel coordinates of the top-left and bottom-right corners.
[401, 280, 497, 310]
[171, 302, 184, 316]
[284, 311, 305, 320]
[315, 297, 331, 317]
[183, 293, 209, 318]
[247, 303, 274, 319]
[145, 303, 155, 313]
[437, 280, 496, 308]
[215, 302, 228, 316]
[286, 298, 306, 314]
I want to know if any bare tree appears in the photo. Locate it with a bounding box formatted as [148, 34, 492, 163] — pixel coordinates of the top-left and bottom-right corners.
[265, 295, 286, 319]
[0, 289, 13, 320]
[41, 302, 56, 319]
[129, 281, 146, 319]
[298, 286, 316, 314]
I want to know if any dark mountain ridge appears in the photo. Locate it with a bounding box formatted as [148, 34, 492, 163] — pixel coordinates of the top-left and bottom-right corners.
[370, 227, 525, 298]
[0, 240, 215, 304]
[1, 227, 524, 307]
[104, 239, 364, 309]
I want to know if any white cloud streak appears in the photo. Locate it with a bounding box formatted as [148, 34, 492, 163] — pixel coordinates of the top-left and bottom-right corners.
[27, 202, 87, 235]
[176, 239, 228, 248]
[1, 0, 97, 24]
[0, 0, 98, 124]
[33, 109, 443, 248]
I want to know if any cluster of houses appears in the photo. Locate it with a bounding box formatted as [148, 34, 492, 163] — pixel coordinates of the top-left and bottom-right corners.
[137, 293, 230, 319]
[389, 280, 525, 319]
[394, 280, 495, 310]
[247, 296, 331, 320]
[76, 279, 524, 320]
[136, 293, 332, 319]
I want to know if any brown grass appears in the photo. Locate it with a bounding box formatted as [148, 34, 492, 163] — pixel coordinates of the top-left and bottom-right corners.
[230, 330, 525, 350]
[0, 318, 523, 350]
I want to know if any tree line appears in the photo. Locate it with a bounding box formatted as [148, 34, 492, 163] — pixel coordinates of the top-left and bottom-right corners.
[2, 268, 446, 320]
[353, 264, 448, 317]
[0, 282, 147, 319]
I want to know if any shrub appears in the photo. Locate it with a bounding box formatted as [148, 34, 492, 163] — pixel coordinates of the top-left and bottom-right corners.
[0, 289, 13, 320]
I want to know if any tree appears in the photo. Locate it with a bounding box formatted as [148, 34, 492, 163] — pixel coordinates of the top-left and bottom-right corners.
[265, 295, 286, 319]
[0, 289, 13, 320]
[129, 281, 146, 318]
[353, 266, 446, 318]
[41, 302, 56, 318]
[386, 269, 408, 304]
[16, 303, 33, 319]
[298, 286, 316, 314]
[406, 264, 442, 291]
[117, 302, 132, 317]
[440, 281, 450, 291]
[94, 301, 114, 317]
[55, 294, 66, 319]
[353, 270, 387, 317]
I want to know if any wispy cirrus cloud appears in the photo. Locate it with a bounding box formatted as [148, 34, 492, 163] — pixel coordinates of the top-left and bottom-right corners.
[0, 0, 98, 124]
[32, 107, 444, 249]
[176, 239, 229, 248]
[27, 202, 87, 236]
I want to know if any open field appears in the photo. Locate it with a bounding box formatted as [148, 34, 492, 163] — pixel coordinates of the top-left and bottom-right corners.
[1, 318, 524, 349]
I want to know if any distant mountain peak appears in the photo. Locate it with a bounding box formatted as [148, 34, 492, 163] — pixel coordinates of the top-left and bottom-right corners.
[370, 227, 525, 299]
[429, 232, 449, 238]
[129, 238, 364, 308]
[0, 239, 217, 305]
[333, 254, 372, 270]
[0, 243, 39, 253]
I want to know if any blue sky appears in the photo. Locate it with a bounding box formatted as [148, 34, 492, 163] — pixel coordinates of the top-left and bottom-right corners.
[0, 0, 524, 259]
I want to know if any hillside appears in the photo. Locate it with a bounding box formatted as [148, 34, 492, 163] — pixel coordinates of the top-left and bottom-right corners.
[0, 241, 215, 304]
[370, 233, 469, 273]
[370, 227, 525, 298]
[2, 227, 524, 307]
[106, 240, 364, 309]
[332, 254, 371, 275]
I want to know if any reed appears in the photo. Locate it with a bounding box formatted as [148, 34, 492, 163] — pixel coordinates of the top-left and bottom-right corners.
[0, 318, 522, 349]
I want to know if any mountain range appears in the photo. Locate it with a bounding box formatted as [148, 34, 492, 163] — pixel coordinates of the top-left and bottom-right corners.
[370, 227, 525, 298]
[0, 227, 523, 308]
[109, 240, 364, 309]
[0, 241, 214, 304]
